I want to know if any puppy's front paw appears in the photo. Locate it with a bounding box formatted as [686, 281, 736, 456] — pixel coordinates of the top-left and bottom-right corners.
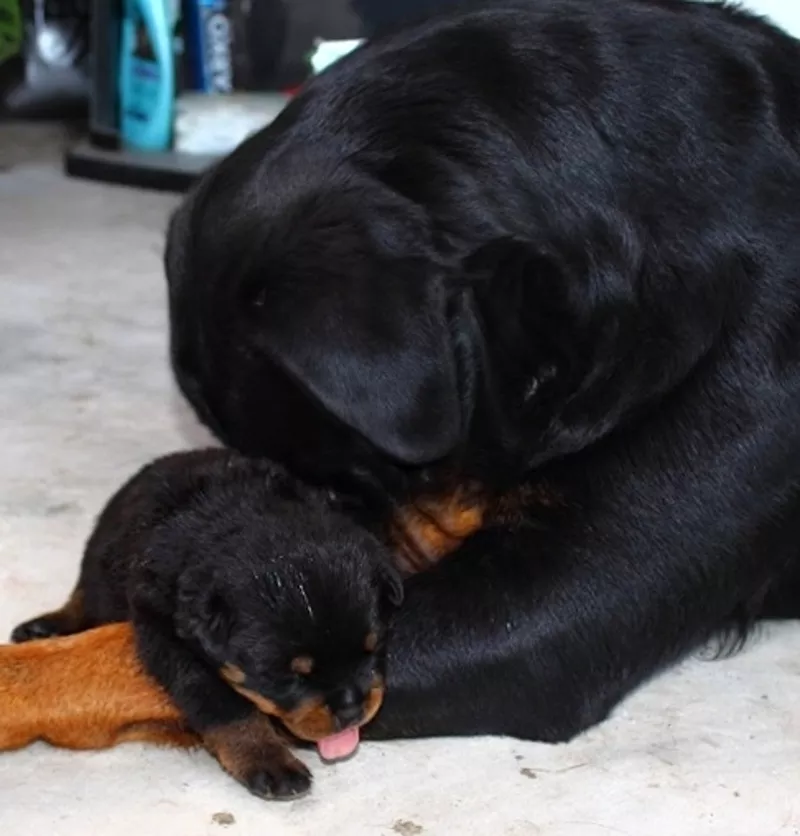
[245, 753, 312, 800]
[204, 715, 313, 801]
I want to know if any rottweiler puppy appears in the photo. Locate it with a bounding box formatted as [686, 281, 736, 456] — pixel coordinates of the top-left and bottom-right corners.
[12, 449, 403, 799]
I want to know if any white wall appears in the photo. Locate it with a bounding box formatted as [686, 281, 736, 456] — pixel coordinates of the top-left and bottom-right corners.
[697, 0, 800, 38]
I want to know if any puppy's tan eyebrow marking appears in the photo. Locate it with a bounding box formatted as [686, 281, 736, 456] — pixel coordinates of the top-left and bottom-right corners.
[290, 655, 314, 675]
[364, 632, 378, 653]
[220, 663, 247, 685]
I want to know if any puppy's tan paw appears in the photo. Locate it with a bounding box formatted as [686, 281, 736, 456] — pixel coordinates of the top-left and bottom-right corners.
[204, 714, 313, 800]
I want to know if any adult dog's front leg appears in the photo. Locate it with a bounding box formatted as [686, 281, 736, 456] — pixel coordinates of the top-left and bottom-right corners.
[0, 623, 195, 751]
[366, 409, 800, 742]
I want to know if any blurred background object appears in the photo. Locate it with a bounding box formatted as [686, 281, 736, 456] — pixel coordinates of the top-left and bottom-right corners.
[0, 0, 90, 119]
[65, 0, 368, 190]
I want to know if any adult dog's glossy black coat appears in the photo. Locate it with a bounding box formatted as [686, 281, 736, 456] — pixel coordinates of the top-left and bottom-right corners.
[166, 0, 800, 742]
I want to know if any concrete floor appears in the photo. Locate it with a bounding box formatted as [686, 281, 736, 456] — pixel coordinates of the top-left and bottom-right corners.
[1, 127, 800, 836]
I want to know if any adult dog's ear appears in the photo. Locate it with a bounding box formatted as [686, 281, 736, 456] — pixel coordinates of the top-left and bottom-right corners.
[174, 564, 233, 662]
[248, 199, 462, 465]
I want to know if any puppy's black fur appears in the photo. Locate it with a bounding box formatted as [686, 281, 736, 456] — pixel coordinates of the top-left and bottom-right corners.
[166, 0, 800, 743]
[12, 449, 401, 797]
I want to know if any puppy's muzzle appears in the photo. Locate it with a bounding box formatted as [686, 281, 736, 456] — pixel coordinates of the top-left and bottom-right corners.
[220, 664, 385, 742]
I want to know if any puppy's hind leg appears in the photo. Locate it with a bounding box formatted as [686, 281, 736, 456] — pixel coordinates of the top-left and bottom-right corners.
[11, 588, 90, 643]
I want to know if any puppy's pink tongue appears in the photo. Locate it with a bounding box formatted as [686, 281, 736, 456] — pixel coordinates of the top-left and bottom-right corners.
[317, 728, 360, 762]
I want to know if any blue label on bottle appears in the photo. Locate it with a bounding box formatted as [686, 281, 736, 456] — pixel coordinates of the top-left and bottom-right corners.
[203, 5, 233, 93]
[126, 56, 162, 122]
[188, 0, 233, 93]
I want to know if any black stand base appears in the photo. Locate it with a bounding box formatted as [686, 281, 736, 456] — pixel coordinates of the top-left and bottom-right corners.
[64, 141, 218, 193]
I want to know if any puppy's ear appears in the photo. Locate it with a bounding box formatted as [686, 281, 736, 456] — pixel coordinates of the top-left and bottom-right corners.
[376, 561, 404, 607]
[246, 196, 462, 465]
[174, 564, 233, 661]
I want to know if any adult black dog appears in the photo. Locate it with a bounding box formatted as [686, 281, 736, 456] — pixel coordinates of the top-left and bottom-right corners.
[165, 0, 800, 743]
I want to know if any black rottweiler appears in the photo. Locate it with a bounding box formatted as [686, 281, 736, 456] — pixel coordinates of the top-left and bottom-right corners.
[12, 449, 402, 797]
[165, 0, 800, 743]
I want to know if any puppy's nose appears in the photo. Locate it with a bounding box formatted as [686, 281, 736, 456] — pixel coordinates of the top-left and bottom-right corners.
[329, 688, 365, 729]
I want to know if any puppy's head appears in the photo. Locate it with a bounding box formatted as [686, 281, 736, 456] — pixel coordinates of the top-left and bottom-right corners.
[166, 162, 470, 494]
[173, 501, 403, 751]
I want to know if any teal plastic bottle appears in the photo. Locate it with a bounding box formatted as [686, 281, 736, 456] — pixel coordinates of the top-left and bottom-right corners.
[119, 0, 177, 151]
